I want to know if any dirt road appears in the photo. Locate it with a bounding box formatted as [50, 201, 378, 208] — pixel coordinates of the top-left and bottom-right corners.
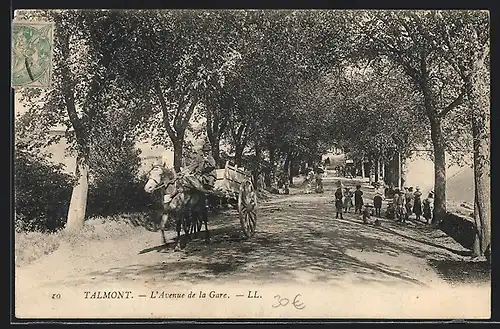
[14, 177, 490, 319]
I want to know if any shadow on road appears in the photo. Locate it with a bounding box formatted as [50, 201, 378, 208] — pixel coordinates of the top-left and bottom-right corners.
[62, 178, 490, 288]
[370, 224, 472, 257]
[427, 259, 491, 285]
[80, 214, 463, 287]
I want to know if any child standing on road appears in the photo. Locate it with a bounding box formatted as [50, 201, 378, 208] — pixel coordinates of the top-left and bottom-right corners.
[362, 204, 373, 224]
[334, 186, 344, 219]
[343, 187, 353, 213]
[354, 184, 364, 213]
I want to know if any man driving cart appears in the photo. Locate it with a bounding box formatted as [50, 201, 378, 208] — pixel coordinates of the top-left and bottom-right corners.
[164, 139, 217, 204]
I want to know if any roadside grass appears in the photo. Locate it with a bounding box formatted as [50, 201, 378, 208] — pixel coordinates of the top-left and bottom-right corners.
[15, 212, 150, 267]
[14, 231, 61, 267]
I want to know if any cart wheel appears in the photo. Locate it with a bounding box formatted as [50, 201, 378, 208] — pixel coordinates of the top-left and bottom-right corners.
[238, 179, 257, 238]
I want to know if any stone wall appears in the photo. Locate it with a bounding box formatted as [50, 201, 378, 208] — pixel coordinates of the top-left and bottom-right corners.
[439, 212, 476, 250]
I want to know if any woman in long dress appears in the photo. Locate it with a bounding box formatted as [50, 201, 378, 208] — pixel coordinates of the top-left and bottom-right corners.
[404, 187, 414, 222]
[304, 168, 315, 194]
[413, 187, 423, 221]
[423, 192, 434, 224]
[315, 166, 324, 193]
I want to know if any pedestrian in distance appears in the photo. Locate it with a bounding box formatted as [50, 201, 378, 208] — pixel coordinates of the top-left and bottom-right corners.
[396, 190, 407, 223]
[373, 190, 383, 217]
[303, 168, 315, 194]
[354, 184, 364, 213]
[423, 191, 434, 224]
[404, 186, 414, 222]
[315, 165, 325, 193]
[334, 186, 344, 219]
[413, 186, 423, 222]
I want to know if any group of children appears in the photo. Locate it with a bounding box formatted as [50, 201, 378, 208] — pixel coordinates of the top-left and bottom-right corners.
[333, 182, 434, 225]
[334, 183, 381, 221]
[303, 166, 325, 194]
[391, 186, 434, 224]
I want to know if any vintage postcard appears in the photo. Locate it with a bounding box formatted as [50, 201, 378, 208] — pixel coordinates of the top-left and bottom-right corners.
[13, 9, 491, 320]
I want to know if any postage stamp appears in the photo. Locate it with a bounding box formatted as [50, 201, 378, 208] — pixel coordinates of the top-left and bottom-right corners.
[11, 21, 54, 88]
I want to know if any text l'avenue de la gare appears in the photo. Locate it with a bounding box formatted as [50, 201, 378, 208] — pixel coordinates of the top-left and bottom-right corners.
[83, 290, 263, 300]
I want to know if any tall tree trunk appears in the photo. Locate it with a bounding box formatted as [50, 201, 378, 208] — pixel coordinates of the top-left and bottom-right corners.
[467, 48, 491, 261]
[375, 157, 379, 183]
[380, 161, 385, 183]
[387, 151, 400, 188]
[385, 156, 392, 186]
[283, 151, 292, 173]
[472, 112, 491, 260]
[211, 138, 221, 168]
[234, 144, 244, 167]
[368, 160, 374, 184]
[66, 153, 89, 231]
[206, 111, 226, 168]
[288, 155, 295, 186]
[400, 155, 406, 188]
[172, 138, 183, 173]
[429, 117, 447, 224]
[206, 119, 218, 165]
[397, 151, 402, 189]
[283, 150, 293, 185]
[268, 145, 276, 188]
[253, 142, 262, 189]
[361, 159, 365, 178]
[60, 29, 90, 232]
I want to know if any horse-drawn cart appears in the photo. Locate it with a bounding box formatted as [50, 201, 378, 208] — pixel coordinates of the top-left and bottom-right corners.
[212, 161, 258, 238]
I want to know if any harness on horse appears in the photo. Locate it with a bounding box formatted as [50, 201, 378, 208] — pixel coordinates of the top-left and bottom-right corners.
[148, 166, 177, 204]
[150, 166, 202, 205]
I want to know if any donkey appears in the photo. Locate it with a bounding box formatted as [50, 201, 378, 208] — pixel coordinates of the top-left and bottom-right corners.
[144, 164, 210, 251]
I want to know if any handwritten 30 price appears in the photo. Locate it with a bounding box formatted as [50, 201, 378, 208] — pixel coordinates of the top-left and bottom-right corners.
[272, 294, 306, 310]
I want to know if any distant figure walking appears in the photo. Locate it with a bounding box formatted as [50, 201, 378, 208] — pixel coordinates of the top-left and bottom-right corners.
[413, 186, 423, 221]
[354, 184, 364, 213]
[304, 168, 315, 194]
[423, 192, 434, 224]
[394, 189, 406, 222]
[373, 191, 383, 217]
[315, 165, 324, 193]
[334, 187, 344, 219]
